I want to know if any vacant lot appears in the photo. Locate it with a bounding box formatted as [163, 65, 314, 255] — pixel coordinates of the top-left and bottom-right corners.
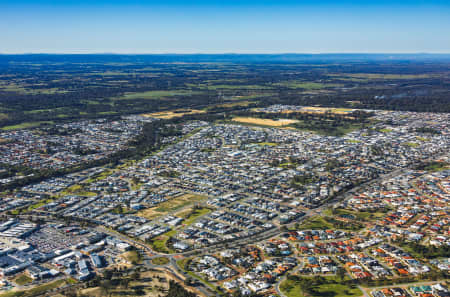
[121, 250, 142, 264]
[300, 106, 355, 114]
[78, 270, 173, 297]
[177, 206, 212, 226]
[232, 117, 299, 127]
[137, 193, 207, 220]
[142, 109, 205, 119]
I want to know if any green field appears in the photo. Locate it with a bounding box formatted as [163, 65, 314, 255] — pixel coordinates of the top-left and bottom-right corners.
[323, 208, 387, 221]
[297, 216, 334, 230]
[419, 161, 449, 172]
[280, 276, 362, 297]
[347, 139, 362, 143]
[152, 257, 170, 265]
[297, 215, 364, 231]
[274, 81, 340, 89]
[189, 83, 272, 90]
[329, 73, 433, 80]
[26, 199, 53, 211]
[148, 230, 176, 254]
[404, 142, 420, 148]
[179, 207, 212, 226]
[256, 142, 279, 146]
[13, 274, 33, 286]
[122, 250, 143, 264]
[1, 121, 54, 131]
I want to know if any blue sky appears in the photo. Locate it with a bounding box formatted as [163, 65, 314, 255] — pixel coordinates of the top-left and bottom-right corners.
[1, 0, 449, 53]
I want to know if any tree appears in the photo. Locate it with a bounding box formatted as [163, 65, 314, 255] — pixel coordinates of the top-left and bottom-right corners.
[166, 280, 197, 297]
[337, 267, 346, 282]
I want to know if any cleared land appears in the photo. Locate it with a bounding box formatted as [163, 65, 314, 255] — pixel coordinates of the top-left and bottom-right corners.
[142, 109, 205, 119]
[78, 270, 173, 297]
[121, 250, 142, 264]
[137, 193, 207, 220]
[298, 106, 355, 114]
[177, 206, 212, 226]
[231, 117, 299, 127]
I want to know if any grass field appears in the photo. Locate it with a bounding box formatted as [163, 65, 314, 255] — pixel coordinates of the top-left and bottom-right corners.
[116, 90, 200, 100]
[420, 161, 449, 172]
[255, 142, 279, 146]
[1, 121, 54, 131]
[192, 84, 272, 90]
[376, 128, 392, 133]
[231, 117, 299, 127]
[280, 276, 362, 297]
[142, 109, 205, 119]
[148, 230, 177, 254]
[297, 216, 334, 230]
[59, 184, 97, 197]
[152, 257, 170, 265]
[177, 207, 212, 226]
[403, 142, 420, 148]
[323, 208, 386, 221]
[26, 199, 53, 212]
[121, 250, 142, 264]
[329, 73, 434, 80]
[416, 136, 429, 142]
[274, 81, 341, 90]
[13, 274, 33, 286]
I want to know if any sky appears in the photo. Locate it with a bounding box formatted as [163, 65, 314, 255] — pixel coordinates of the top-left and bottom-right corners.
[1, 0, 450, 54]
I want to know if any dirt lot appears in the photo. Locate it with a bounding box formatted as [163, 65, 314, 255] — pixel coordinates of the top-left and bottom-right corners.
[232, 117, 299, 127]
[137, 193, 207, 220]
[141, 109, 205, 119]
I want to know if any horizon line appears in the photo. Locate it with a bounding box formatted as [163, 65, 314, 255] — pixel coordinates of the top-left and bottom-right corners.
[2, 52, 450, 55]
